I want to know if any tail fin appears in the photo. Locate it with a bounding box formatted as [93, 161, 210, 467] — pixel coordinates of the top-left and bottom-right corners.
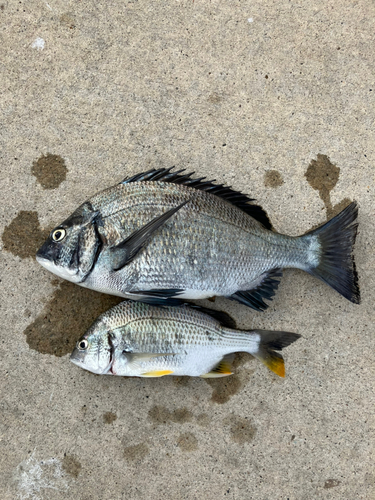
[305, 202, 360, 304]
[252, 330, 301, 377]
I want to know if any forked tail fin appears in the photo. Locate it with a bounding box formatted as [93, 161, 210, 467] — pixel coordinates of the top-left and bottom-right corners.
[305, 202, 360, 304]
[251, 330, 301, 377]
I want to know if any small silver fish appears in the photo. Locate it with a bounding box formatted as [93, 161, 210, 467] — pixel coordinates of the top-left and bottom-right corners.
[70, 301, 301, 378]
[37, 168, 360, 311]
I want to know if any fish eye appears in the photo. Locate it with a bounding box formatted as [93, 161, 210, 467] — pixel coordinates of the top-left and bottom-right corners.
[51, 228, 66, 242]
[77, 339, 89, 350]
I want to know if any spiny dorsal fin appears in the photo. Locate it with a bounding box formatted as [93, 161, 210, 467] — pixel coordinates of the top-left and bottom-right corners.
[200, 354, 235, 378]
[121, 167, 272, 229]
[187, 305, 237, 329]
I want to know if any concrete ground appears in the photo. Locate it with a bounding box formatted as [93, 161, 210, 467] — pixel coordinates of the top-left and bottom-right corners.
[1, 1, 374, 499]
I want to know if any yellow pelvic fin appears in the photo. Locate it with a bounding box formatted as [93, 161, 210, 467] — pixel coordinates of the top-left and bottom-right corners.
[141, 370, 174, 377]
[200, 356, 234, 378]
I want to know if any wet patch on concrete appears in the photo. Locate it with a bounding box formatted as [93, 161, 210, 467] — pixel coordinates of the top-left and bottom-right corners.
[123, 443, 149, 462]
[206, 375, 242, 405]
[60, 12, 76, 29]
[208, 92, 222, 104]
[148, 406, 193, 425]
[2, 211, 49, 259]
[62, 454, 81, 478]
[205, 353, 253, 404]
[223, 415, 257, 444]
[195, 414, 210, 427]
[24, 280, 122, 357]
[177, 433, 198, 452]
[264, 170, 284, 188]
[305, 154, 351, 219]
[173, 376, 190, 387]
[31, 153, 68, 189]
[324, 479, 341, 489]
[103, 412, 117, 424]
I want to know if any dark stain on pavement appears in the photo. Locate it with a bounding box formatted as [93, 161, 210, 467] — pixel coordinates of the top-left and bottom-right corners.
[24, 280, 122, 357]
[173, 376, 190, 387]
[324, 479, 341, 489]
[206, 375, 242, 405]
[223, 415, 257, 444]
[205, 353, 253, 404]
[103, 412, 117, 424]
[305, 154, 351, 219]
[31, 153, 68, 189]
[60, 12, 76, 29]
[123, 443, 149, 462]
[62, 454, 81, 478]
[195, 414, 210, 427]
[177, 433, 198, 452]
[208, 92, 222, 104]
[264, 170, 284, 188]
[148, 406, 193, 425]
[2, 211, 49, 259]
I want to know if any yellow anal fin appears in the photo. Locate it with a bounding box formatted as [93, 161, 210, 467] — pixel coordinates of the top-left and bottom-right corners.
[200, 355, 234, 378]
[141, 370, 173, 377]
[207, 296, 216, 303]
[259, 352, 285, 378]
[200, 371, 233, 378]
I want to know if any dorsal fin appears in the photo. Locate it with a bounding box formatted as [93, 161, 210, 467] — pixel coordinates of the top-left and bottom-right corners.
[121, 167, 272, 229]
[187, 305, 237, 329]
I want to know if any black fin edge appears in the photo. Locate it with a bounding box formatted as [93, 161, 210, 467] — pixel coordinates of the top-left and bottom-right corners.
[122, 167, 272, 230]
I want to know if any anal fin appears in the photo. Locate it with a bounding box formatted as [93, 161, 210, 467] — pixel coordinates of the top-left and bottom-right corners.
[141, 370, 173, 377]
[200, 354, 234, 378]
[229, 268, 282, 312]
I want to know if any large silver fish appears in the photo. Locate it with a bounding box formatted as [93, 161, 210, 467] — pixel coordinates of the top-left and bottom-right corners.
[70, 301, 301, 378]
[36, 168, 360, 311]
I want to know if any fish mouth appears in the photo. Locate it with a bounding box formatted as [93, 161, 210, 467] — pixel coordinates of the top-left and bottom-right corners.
[70, 349, 113, 375]
[36, 253, 81, 282]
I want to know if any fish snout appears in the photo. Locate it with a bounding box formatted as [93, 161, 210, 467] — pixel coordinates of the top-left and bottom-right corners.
[36, 240, 57, 265]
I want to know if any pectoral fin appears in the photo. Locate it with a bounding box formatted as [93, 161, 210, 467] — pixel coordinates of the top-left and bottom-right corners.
[111, 200, 190, 271]
[200, 354, 234, 378]
[141, 370, 174, 377]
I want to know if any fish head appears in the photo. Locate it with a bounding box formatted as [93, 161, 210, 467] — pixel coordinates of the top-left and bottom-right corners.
[36, 203, 102, 283]
[70, 320, 113, 374]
